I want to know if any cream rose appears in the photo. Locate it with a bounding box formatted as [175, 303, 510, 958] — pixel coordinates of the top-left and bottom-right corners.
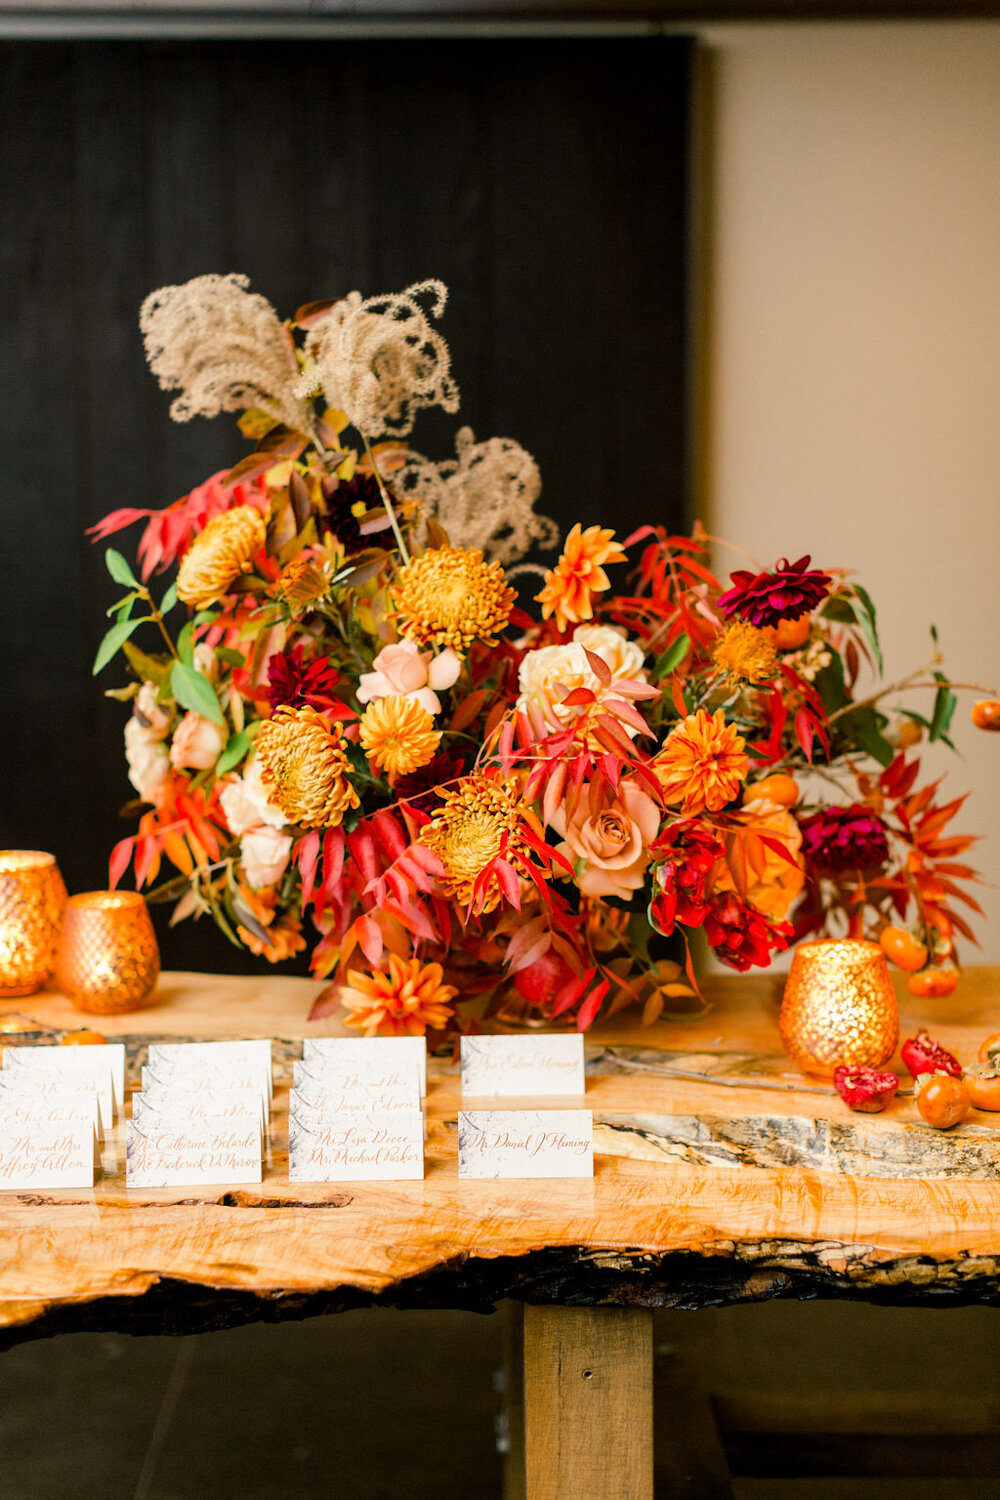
[219, 754, 286, 836]
[572, 624, 645, 681]
[357, 639, 461, 717]
[553, 781, 660, 900]
[518, 627, 646, 730]
[124, 717, 171, 805]
[240, 825, 294, 890]
[134, 681, 171, 738]
[169, 711, 225, 770]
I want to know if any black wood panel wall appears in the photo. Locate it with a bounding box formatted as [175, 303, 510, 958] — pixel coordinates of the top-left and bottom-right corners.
[0, 37, 692, 971]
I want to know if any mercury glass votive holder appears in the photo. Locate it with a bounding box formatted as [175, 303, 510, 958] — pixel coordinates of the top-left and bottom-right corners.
[779, 938, 899, 1077]
[54, 891, 160, 1014]
[0, 851, 67, 996]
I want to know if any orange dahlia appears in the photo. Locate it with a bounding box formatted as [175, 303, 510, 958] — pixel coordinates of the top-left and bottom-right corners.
[392, 546, 515, 654]
[711, 621, 779, 688]
[237, 915, 307, 963]
[535, 523, 627, 632]
[176, 504, 267, 608]
[358, 695, 442, 777]
[654, 708, 749, 815]
[255, 705, 360, 828]
[341, 955, 458, 1036]
[420, 773, 526, 913]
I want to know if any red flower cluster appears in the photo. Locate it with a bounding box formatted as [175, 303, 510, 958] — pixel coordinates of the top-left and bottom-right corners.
[703, 892, 792, 971]
[649, 823, 725, 936]
[719, 554, 831, 629]
[799, 803, 890, 874]
[267, 646, 340, 713]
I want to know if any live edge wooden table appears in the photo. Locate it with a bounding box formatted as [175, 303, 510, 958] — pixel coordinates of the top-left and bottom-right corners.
[1, 967, 999, 1499]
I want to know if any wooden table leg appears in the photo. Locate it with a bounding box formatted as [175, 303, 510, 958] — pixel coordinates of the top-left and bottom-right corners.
[520, 1304, 653, 1500]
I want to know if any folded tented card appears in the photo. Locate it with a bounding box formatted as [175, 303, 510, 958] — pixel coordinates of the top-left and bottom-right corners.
[459, 1035, 586, 1098]
[457, 1110, 593, 1179]
[0, 1120, 96, 1189]
[303, 1037, 426, 1095]
[2, 1044, 124, 1126]
[131, 1090, 265, 1144]
[288, 1104, 424, 1182]
[0, 1073, 107, 1139]
[141, 1065, 271, 1121]
[291, 1063, 421, 1111]
[0, 1093, 101, 1150]
[126, 1118, 262, 1187]
[146, 1040, 273, 1101]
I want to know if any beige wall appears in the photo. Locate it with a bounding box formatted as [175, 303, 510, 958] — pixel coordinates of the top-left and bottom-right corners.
[698, 22, 1000, 964]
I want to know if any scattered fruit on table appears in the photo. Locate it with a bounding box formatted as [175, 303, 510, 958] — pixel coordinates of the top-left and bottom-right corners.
[915, 1071, 971, 1129]
[61, 1029, 108, 1046]
[971, 698, 1000, 731]
[978, 1033, 1000, 1066]
[879, 926, 928, 972]
[906, 967, 959, 998]
[833, 1065, 899, 1113]
[963, 1064, 1000, 1111]
[901, 1030, 962, 1080]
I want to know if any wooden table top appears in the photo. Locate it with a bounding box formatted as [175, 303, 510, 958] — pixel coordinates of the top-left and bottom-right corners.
[1, 965, 998, 1347]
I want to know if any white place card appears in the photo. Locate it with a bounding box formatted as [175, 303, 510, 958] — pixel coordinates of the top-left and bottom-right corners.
[131, 1090, 265, 1145]
[290, 1078, 421, 1115]
[126, 1118, 262, 1188]
[146, 1040, 273, 1101]
[457, 1110, 594, 1179]
[0, 1073, 107, 1139]
[460, 1035, 586, 1098]
[3, 1045, 121, 1127]
[0, 1094, 101, 1151]
[0, 1120, 96, 1189]
[288, 1105, 424, 1182]
[141, 1065, 271, 1122]
[303, 1037, 426, 1095]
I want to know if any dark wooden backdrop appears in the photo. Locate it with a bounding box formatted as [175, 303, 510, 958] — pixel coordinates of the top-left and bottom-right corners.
[0, 37, 692, 971]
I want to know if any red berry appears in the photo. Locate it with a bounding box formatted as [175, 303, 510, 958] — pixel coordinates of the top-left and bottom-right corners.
[513, 949, 574, 1005]
[833, 1065, 899, 1113]
[900, 1030, 962, 1081]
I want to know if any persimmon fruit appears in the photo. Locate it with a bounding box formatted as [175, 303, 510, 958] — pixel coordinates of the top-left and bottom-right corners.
[971, 699, 1000, 732]
[964, 1066, 1000, 1112]
[906, 967, 958, 998]
[745, 773, 799, 809]
[879, 926, 928, 973]
[61, 1029, 108, 1046]
[915, 1072, 970, 1129]
[761, 615, 811, 651]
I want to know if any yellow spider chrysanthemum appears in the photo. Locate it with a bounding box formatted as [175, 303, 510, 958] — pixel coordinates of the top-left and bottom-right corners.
[711, 620, 779, 688]
[392, 546, 515, 654]
[420, 773, 525, 913]
[653, 708, 749, 816]
[534, 523, 627, 633]
[341, 955, 459, 1036]
[176, 505, 267, 609]
[255, 705, 360, 828]
[358, 696, 442, 778]
[274, 552, 334, 614]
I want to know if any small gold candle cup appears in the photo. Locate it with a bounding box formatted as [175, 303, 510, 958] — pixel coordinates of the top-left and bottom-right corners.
[0, 851, 67, 997]
[54, 891, 160, 1015]
[779, 937, 898, 1077]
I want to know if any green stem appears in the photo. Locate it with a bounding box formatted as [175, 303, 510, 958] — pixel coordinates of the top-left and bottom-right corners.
[137, 590, 178, 658]
[358, 430, 411, 565]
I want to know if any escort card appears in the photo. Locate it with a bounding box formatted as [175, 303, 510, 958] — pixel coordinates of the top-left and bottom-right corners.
[290, 1079, 421, 1116]
[131, 1089, 265, 1144]
[0, 1093, 101, 1151]
[0, 1073, 107, 1139]
[303, 1037, 426, 1095]
[459, 1035, 586, 1098]
[141, 1064, 271, 1122]
[288, 1103, 424, 1182]
[0, 1120, 96, 1189]
[126, 1118, 262, 1187]
[146, 1040, 273, 1101]
[457, 1110, 594, 1179]
[2, 1044, 123, 1127]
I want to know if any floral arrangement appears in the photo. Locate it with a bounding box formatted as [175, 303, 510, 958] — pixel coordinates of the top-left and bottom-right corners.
[90, 273, 989, 1036]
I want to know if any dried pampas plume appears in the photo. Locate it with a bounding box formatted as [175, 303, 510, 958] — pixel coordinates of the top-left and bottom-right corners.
[400, 426, 559, 565]
[295, 279, 459, 439]
[140, 273, 312, 435]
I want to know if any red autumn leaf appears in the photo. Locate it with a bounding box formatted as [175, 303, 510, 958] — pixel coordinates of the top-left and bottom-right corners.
[576, 979, 610, 1030]
[108, 837, 134, 890]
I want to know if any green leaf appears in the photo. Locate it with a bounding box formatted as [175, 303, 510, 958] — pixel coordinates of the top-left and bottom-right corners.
[170, 661, 224, 726]
[92, 616, 143, 675]
[813, 652, 847, 714]
[123, 640, 172, 687]
[851, 584, 883, 674]
[215, 646, 247, 670]
[819, 596, 857, 624]
[106, 592, 138, 619]
[161, 582, 178, 614]
[929, 676, 958, 743]
[216, 730, 250, 776]
[655, 634, 691, 677]
[105, 547, 139, 589]
[176, 621, 196, 665]
[193, 609, 218, 627]
[840, 705, 895, 767]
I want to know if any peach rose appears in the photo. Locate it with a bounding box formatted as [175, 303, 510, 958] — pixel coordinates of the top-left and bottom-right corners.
[169, 711, 225, 770]
[554, 781, 661, 900]
[241, 826, 294, 890]
[357, 640, 461, 717]
[219, 755, 286, 836]
[124, 717, 171, 806]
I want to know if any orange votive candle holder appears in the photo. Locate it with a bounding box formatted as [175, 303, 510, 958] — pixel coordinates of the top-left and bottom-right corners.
[0, 851, 67, 997]
[54, 890, 160, 1015]
[779, 937, 899, 1077]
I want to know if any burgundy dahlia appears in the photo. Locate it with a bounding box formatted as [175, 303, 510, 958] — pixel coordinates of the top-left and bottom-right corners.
[799, 803, 890, 874]
[650, 822, 726, 936]
[320, 472, 383, 555]
[703, 892, 792, 972]
[718, 554, 832, 628]
[267, 646, 340, 713]
[393, 752, 467, 816]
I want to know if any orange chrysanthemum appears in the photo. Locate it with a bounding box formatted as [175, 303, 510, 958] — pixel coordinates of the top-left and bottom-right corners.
[654, 708, 749, 815]
[392, 546, 515, 654]
[176, 504, 267, 609]
[535, 523, 627, 632]
[713, 803, 805, 921]
[711, 621, 779, 688]
[237, 915, 307, 963]
[255, 704, 360, 828]
[358, 695, 442, 777]
[273, 552, 334, 614]
[341, 955, 458, 1036]
[420, 773, 525, 913]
